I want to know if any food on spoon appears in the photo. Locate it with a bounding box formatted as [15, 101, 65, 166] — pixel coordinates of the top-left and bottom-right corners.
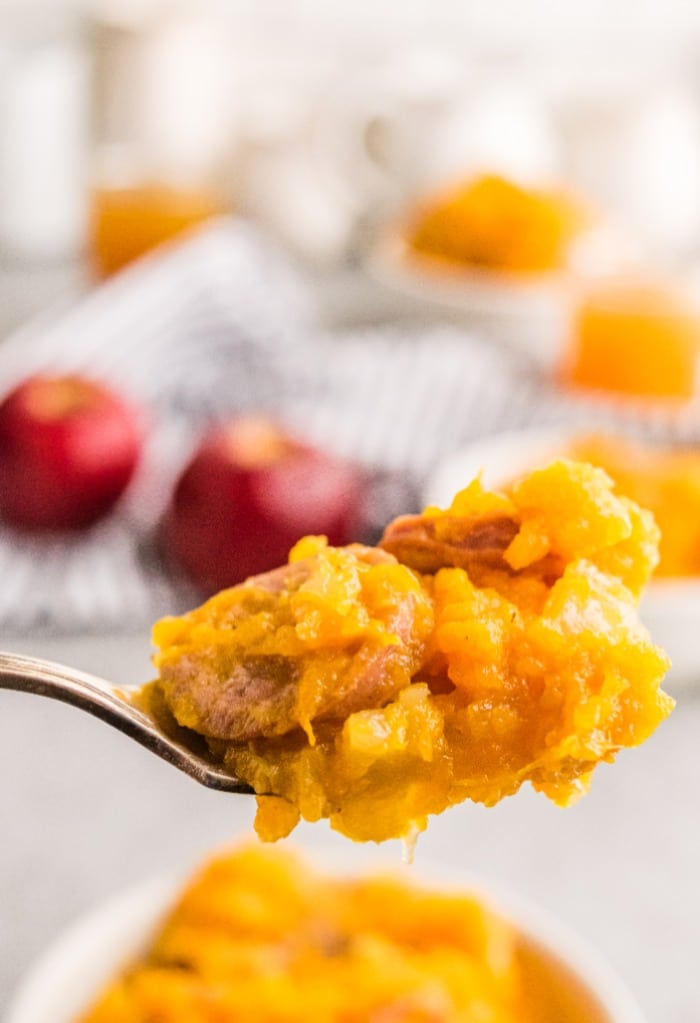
[150, 460, 672, 845]
[406, 173, 591, 274]
[163, 417, 366, 592]
[0, 373, 143, 530]
[155, 544, 433, 743]
[567, 434, 700, 577]
[79, 844, 531, 1023]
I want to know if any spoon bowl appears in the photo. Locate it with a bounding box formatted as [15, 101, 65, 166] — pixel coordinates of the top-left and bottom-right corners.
[0, 650, 253, 793]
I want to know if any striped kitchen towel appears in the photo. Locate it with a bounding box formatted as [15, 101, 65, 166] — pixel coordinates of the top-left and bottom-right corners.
[0, 217, 697, 635]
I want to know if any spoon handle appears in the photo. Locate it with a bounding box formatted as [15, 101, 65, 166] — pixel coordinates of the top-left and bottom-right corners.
[0, 649, 133, 721]
[0, 650, 251, 792]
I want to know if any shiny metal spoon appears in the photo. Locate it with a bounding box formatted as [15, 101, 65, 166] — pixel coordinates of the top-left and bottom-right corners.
[0, 650, 253, 793]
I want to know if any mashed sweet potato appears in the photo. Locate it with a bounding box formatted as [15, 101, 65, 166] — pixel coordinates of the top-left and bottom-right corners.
[407, 174, 589, 274]
[150, 460, 672, 845]
[78, 845, 530, 1023]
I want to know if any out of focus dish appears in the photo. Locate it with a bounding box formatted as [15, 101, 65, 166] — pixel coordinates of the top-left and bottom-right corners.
[425, 428, 700, 685]
[89, 183, 224, 278]
[6, 844, 646, 1023]
[559, 277, 700, 402]
[368, 226, 571, 367]
[405, 174, 592, 275]
[368, 174, 633, 367]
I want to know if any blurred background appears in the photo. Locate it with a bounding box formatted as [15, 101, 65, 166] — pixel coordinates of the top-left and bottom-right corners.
[6, 0, 700, 309]
[4, 3, 700, 1023]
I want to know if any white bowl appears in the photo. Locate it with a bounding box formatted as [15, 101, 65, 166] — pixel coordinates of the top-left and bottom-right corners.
[367, 231, 571, 369]
[424, 427, 700, 687]
[6, 860, 645, 1023]
[366, 224, 635, 371]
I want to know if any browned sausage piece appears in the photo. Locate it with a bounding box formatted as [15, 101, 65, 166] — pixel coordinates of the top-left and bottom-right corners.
[156, 546, 431, 742]
[380, 513, 519, 573]
[380, 512, 563, 585]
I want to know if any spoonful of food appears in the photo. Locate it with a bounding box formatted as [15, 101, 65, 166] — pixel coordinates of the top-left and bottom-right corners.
[0, 513, 516, 800]
[0, 459, 674, 847]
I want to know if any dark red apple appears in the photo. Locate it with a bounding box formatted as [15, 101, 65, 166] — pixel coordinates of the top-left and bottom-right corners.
[0, 373, 143, 530]
[163, 417, 366, 591]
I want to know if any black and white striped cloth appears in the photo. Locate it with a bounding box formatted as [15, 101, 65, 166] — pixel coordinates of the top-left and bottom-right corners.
[1, 217, 698, 635]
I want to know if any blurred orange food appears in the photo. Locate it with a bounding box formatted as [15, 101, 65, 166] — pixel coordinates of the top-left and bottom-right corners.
[89, 182, 224, 278]
[569, 434, 700, 577]
[77, 843, 564, 1023]
[407, 173, 590, 275]
[561, 278, 700, 400]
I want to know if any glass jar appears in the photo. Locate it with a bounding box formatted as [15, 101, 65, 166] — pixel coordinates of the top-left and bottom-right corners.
[87, 3, 234, 278]
[0, 11, 89, 262]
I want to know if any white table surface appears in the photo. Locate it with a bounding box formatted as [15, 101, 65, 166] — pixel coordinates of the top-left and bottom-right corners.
[1, 629, 698, 1023]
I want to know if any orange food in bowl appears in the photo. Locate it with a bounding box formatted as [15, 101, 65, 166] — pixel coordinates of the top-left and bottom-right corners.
[77, 844, 605, 1023]
[148, 460, 671, 845]
[561, 278, 700, 400]
[569, 434, 700, 577]
[89, 182, 223, 277]
[407, 174, 590, 274]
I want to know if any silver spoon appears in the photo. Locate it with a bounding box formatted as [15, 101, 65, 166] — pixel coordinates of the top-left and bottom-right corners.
[0, 650, 253, 793]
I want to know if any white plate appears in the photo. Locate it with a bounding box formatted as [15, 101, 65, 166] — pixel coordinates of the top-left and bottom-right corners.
[367, 219, 639, 371]
[424, 427, 700, 687]
[367, 231, 571, 369]
[5, 860, 646, 1023]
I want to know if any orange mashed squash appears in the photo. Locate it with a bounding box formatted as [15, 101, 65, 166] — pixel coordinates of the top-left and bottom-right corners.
[561, 278, 700, 401]
[569, 434, 700, 577]
[79, 844, 545, 1023]
[89, 183, 223, 278]
[407, 174, 590, 274]
[150, 460, 672, 845]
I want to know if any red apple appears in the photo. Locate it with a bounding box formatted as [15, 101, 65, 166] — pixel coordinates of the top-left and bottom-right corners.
[0, 373, 143, 530]
[163, 417, 366, 591]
